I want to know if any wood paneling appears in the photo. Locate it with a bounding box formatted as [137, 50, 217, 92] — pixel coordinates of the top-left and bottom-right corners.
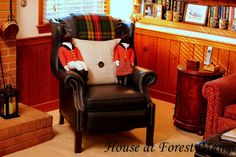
[193, 45, 204, 61]
[179, 42, 194, 65]
[135, 28, 236, 103]
[167, 40, 180, 95]
[229, 51, 236, 74]
[156, 38, 171, 93]
[134, 33, 158, 71]
[17, 36, 59, 111]
[218, 49, 230, 75]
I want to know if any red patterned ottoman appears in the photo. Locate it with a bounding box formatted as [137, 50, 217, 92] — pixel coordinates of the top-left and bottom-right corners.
[0, 104, 54, 156]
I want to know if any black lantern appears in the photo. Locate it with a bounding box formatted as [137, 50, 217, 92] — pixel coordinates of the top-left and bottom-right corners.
[0, 84, 19, 119]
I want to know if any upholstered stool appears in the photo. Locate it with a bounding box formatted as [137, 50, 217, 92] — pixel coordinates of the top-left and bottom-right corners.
[195, 133, 236, 157]
[0, 104, 54, 156]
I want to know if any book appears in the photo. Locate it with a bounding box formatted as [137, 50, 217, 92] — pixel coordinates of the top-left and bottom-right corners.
[162, 0, 167, 19]
[166, 0, 170, 11]
[228, 7, 234, 30]
[207, 7, 211, 27]
[176, 0, 181, 12]
[221, 128, 236, 142]
[179, 0, 185, 18]
[213, 6, 218, 18]
[226, 6, 229, 20]
[172, 0, 177, 12]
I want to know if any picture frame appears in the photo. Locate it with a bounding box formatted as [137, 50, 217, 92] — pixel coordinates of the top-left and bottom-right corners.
[184, 4, 208, 25]
[154, 4, 163, 19]
[144, 3, 154, 17]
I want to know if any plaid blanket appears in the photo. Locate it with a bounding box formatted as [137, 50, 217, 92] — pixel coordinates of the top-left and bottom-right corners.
[72, 13, 116, 40]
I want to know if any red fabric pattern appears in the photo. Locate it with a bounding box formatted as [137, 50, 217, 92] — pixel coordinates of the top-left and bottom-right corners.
[202, 73, 236, 139]
[224, 104, 236, 120]
[58, 47, 84, 67]
[114, 44, 134, 76]
[91, 15, 102, 41]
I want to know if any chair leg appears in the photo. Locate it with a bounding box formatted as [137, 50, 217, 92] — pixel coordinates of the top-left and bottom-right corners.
[75, 131, 83, 153]
[146, 125, 154, 146]
[59, 112, 64, 124]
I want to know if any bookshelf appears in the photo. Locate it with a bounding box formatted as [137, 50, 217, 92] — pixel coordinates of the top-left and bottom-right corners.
[140, 0, 236, 38]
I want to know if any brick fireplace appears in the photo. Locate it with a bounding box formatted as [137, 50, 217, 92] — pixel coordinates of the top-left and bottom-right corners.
[0, 0, 17, 88]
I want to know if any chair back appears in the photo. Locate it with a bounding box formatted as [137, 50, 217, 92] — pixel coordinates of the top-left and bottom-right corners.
[50, 13, 135, 80]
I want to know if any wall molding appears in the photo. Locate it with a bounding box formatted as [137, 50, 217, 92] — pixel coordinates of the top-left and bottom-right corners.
[33, 99, 59, 112]
[17, 35, 51, 47]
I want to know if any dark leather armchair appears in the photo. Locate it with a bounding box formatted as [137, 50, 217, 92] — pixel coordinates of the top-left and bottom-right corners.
[50, 14, 157, 153]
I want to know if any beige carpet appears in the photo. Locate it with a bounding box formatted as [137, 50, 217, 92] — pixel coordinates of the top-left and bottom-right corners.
[5, 99, 202, 157]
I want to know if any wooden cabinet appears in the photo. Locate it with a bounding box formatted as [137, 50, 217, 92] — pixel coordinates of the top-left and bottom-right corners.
[134, 27, 236, 103]
[174, 65, 225, 134]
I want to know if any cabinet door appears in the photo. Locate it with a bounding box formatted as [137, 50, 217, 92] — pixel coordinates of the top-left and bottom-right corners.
[134, 33, 158, 71]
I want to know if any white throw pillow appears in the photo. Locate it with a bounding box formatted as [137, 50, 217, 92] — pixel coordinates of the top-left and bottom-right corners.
[72, 38, 121, 85]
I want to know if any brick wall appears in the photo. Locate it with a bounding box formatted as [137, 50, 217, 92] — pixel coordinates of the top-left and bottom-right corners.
[0, 0, 17, 88]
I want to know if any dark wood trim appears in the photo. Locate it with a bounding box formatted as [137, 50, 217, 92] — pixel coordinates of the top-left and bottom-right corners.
[38, 0, 43, 25]
[32, 99, 59, 112]
[17, 35, 51, 47]
[149, 88, 176, 104]
[37, 24, 51, 34]
[38, 0, 51, 34]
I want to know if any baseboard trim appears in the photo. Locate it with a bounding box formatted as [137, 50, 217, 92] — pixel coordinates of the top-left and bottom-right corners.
[149, 89, 176, 104]
[32, 99, 59, 112]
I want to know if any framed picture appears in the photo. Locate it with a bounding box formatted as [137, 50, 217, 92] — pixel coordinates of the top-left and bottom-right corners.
[184, 4, 208, 25]
[154, 4, 163, 19]
[144, 3, 154, 16]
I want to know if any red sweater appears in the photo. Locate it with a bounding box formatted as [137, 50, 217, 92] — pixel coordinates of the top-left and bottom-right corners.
[114, 44, 135, 76]
[114, 45, 134, 64]
[58, 47, 84, 67]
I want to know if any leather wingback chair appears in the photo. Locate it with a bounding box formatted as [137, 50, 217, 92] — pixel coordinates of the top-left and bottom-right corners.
[50, 14, 157, 153]
[202, 73, 236, 139]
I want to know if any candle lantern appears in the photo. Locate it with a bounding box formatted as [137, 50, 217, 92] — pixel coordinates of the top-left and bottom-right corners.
[0, 84, 19, 119]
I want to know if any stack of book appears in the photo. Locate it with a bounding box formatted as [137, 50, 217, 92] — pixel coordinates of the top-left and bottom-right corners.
[161, 0, 186, 20]
[207, 6, 236, 30]
[221, 128, 236, 142]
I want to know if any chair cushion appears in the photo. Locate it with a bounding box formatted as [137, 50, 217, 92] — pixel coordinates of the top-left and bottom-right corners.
[86, 84, 147, 111]
[72, 38, 120, 85]
[224, 104, 236, 120]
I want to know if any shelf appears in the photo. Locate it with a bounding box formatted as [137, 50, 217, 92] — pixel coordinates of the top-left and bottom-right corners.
[139, 17, 236, 39]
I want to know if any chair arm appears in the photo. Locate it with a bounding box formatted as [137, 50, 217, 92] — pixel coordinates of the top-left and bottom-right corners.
[202, 73, 236, 139]
[57, 70, 86, 111]
[132, 66, 157, 94]
[202, 73, 236, 114]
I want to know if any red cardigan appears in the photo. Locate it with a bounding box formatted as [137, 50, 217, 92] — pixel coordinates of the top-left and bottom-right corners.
[114, 44, 134, 76]
[58, 46, 83, 67]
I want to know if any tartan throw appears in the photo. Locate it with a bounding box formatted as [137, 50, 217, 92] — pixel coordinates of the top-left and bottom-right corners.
[73, 13, 116, 40]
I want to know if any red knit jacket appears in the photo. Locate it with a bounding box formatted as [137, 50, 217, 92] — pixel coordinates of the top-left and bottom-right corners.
[58, 46, 84, 67]
[114, 44, 134, 64]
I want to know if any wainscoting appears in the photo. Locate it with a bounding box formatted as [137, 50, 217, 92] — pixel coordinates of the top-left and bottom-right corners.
[135, 27, 236, 103]
[17, 35, 59, 111]
[16, 28, 236, 109]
